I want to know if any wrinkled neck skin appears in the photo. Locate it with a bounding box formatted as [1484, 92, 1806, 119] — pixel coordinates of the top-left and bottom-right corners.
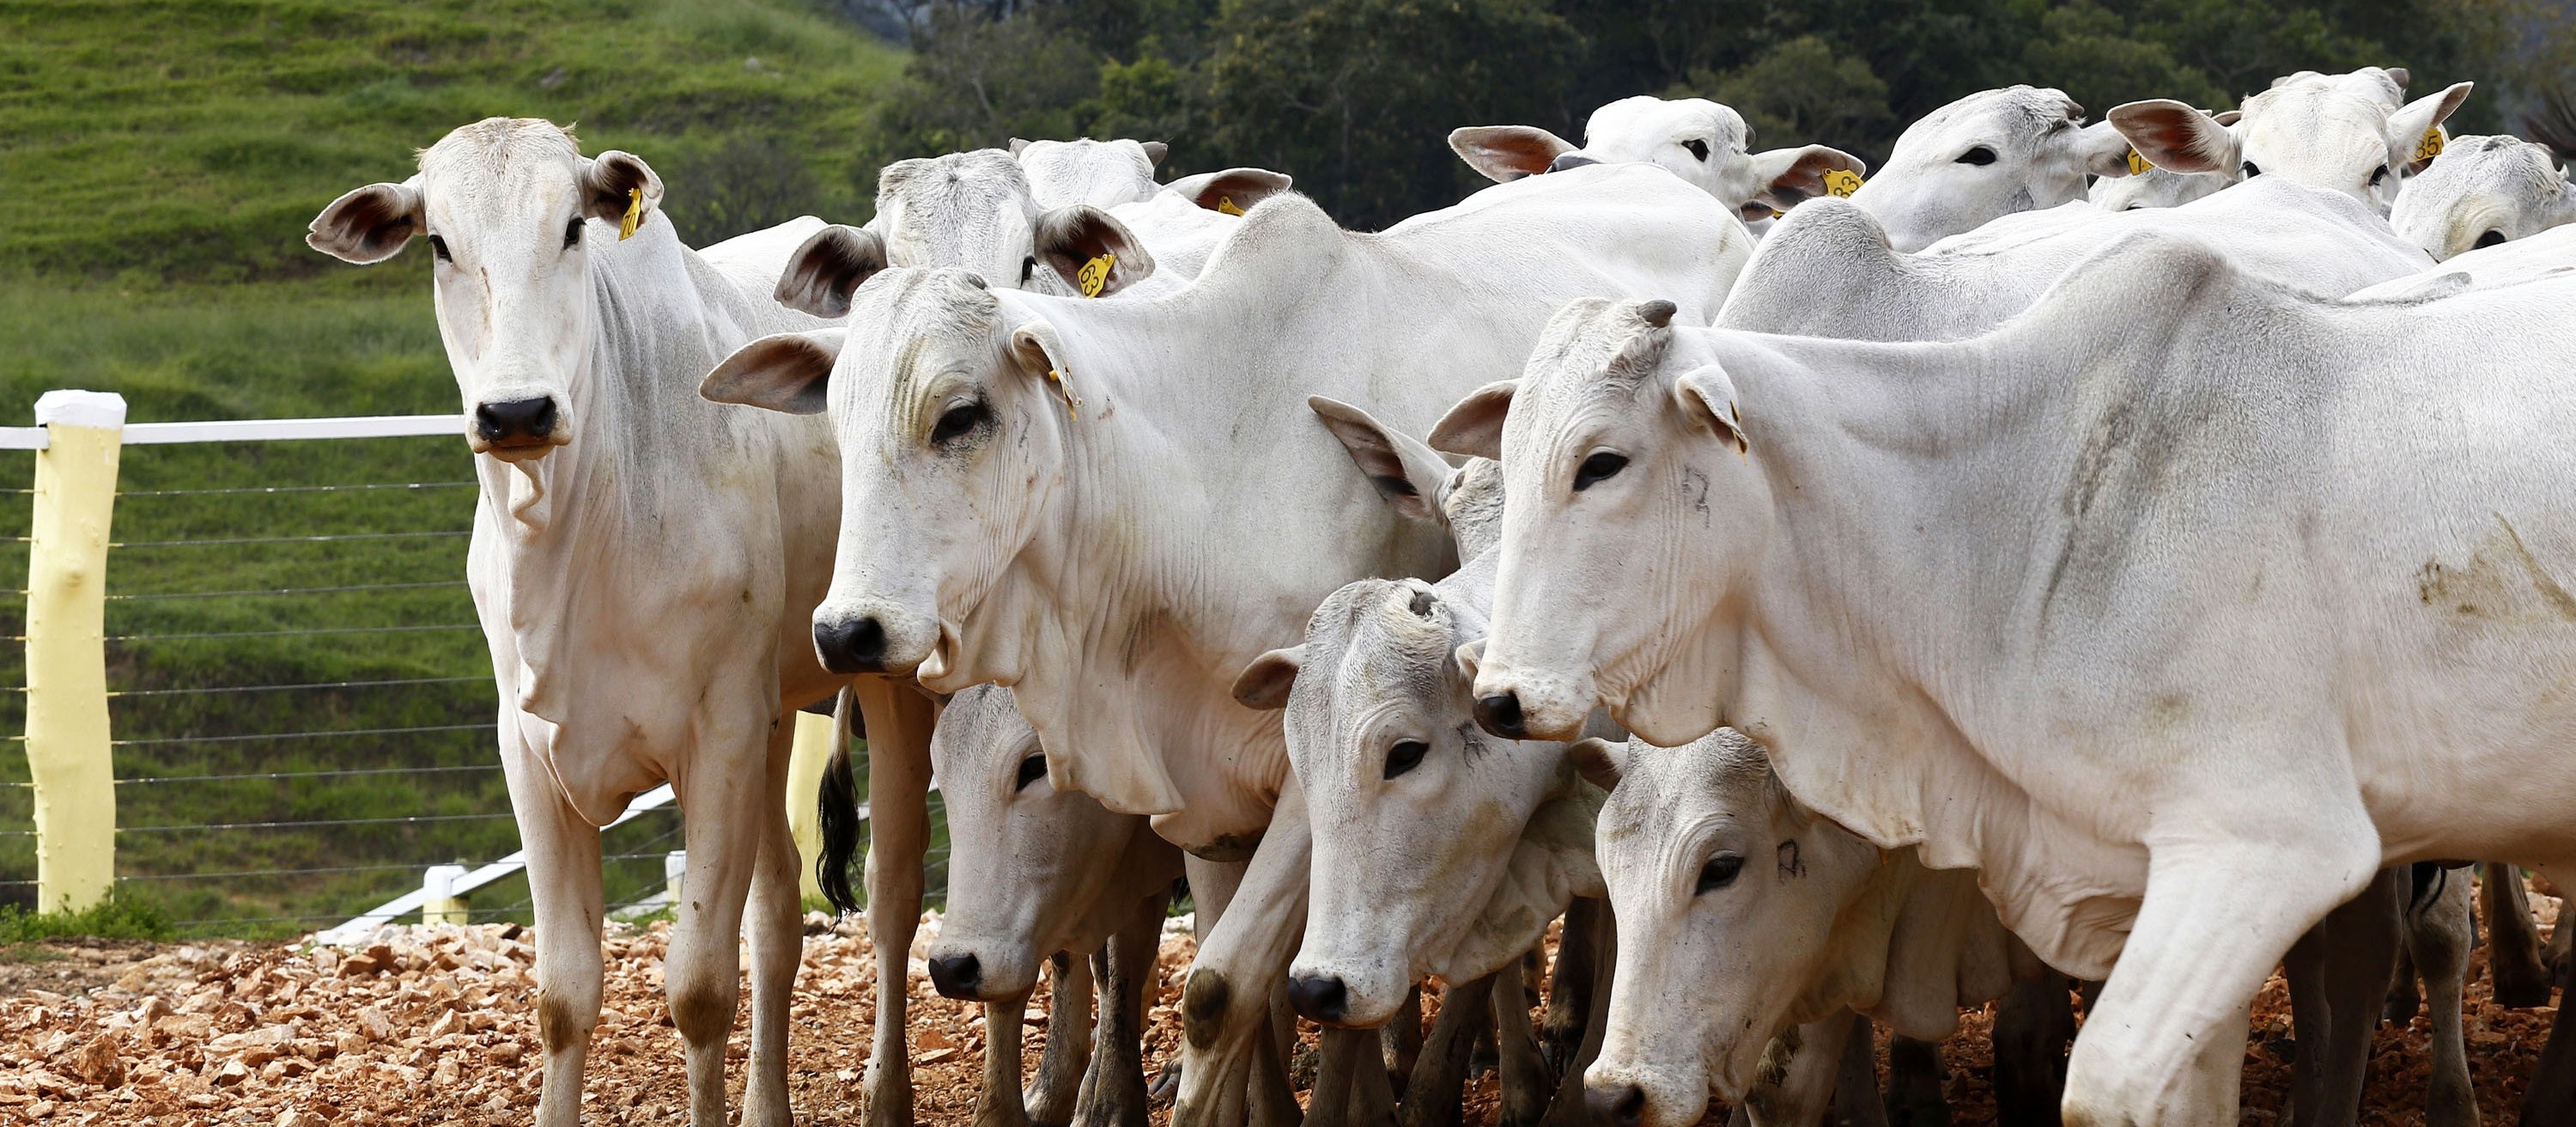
[465, 222, 837, 825]
[939, 271, 1456, 853]
[1646, 327, 2151, 978]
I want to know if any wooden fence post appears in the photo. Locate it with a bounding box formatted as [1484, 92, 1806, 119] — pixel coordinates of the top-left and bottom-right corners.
[23, 390, 125, 913]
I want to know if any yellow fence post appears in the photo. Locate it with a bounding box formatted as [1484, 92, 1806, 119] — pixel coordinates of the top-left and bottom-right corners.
[23, 390, 125, 914]
[785, 708, 837, 901]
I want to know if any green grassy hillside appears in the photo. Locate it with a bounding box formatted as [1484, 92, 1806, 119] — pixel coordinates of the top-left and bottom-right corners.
[0, 0, 907, 935]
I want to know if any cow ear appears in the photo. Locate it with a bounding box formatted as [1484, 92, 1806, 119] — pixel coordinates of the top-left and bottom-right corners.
[581, 150, 665, 229]
[1140, 141, 1169, 168]
[775, 224, 890, 319]
[702, 329, 843, 414]
[2108, 101, 2239, 176]
[1232, 647, 1305, 710]
[2210, 109, 2243, 126]
[1428, 380, 1520, 460]
[1453, 638, 1484, 685]
[1449, 125, 1576, 184]
[1009, 137, 1033, 158]
[1674, 365, 1747, 454]
[1564, 737, 1625, 791]
[1035, 205, 1157, 296]
[1746, 146, 1867, 210]
[309, 179, 425, 264]
[2072, 120, 2141, 179]
[2391, 82, 2474, 174]
[1309, 396, 1453, 522]
[2385, 66, 2412, 92]
[1166, 168, 1294, 214]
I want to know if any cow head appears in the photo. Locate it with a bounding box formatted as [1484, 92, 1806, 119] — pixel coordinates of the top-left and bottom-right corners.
[924, 685, 1139, 1002]
[702, 267, 1072, 681]
[1449, 96, 1865, 222]
[2112, 68, 2471, 212]
[2390, 134, 2576, 259]
[1010, 137, 1167, 209]
[1847, 86, 2135, 251]
[1580, 729, 1884, 1127]
[773, 149, 1162, 318]
[308, 118, 664, 460]
[1432, 296, 1768, 746]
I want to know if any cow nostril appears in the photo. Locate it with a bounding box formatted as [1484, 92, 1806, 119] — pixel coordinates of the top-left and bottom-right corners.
[1547, 153, 1603, 174]
[1474, 693, 1528, 740]
[927, 953, 981, 999]
[474, 396, 558, 442]
[1587, 1082, 1647, 1127]
[1285, 973, 1349, 1025]
[813, 617, 889, 674]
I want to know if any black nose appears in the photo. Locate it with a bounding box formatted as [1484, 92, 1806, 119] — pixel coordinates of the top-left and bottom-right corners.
[813, 617, 887, 674]
[1285, 973, 1349, 1024]
[1588, 1082, 1646, 1127]
[1474, 693, 1528, 740]
[927, 953, 981, 999]
[1547, 153, 1603, 174]
[474, 396, 558, 443]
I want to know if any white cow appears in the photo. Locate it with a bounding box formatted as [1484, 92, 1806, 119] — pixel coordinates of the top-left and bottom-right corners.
[2346, 222, 2576, 301]
[304, 119, 943, 1127]
[1723, 175, 2429, 343]
[2390, 134, 2576, 259]
[2111, 67, 2470, 212]
[1843, 86, 2138, 251]
[1449, 95, 1865, 222]
[700, 163, 1753, 1127]
[1435, 243, 2576, 1124]
[927, 684, 1183, 1127]
[1573, 729, 2053, 1127]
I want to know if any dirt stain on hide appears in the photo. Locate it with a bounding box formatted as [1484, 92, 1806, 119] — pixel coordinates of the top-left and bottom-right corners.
[2415, 515, 2576, 624]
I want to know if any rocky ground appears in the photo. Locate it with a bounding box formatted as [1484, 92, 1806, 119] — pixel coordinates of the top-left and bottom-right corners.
[0, 880, 2561, 1126]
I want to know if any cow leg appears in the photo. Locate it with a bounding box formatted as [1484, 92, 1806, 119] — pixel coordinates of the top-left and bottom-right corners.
[1884, 1038, 1949, 1127]
[2281, 867, 2402, 1127]
[742, 717, 805, 1127]
[980, 993, 1035, 1127]
[1400, 973, 1496, 1127]
[1990, 978, 2073, 1127]
[2524, 990, 2576, 1127]
[507, 746, 605, 1127]
[1832, 1015, 1891, 1127]
[668, 718, 787, 1127]
[2403, 866, 2479, 1127]
[1492, 969, 1552, 1127]
[1382, 987, 1424, 1091]
[854, 677, 939, 1127]
[2062, 833, 2378, 1127]
[1174, 794, 1311, 1127]
[1074, 887, 1169, 1127]
[1734, 1010, 1859, 1127]
[1540, 899, 1601, 1078]
[2385, 936, 2421, 1024]
[1030, 952, 1097, 1127]
[1538, 903, 1616, 1127]
[2483, 863, 2553, 1007]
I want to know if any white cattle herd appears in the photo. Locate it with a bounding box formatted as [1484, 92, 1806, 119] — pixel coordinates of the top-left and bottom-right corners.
[301, 62, 2576, 1127]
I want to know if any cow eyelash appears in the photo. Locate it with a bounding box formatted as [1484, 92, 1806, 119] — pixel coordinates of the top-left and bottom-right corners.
[428, 235, 453, 263]
[932, 400, 989, 444]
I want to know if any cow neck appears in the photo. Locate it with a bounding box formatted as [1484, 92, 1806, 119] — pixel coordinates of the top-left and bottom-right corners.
[482, 222, 754, 726]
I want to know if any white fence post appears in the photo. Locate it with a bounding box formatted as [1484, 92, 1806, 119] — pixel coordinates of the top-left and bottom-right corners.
[785, 708, 837, 900]
[22, 390, 125, 913]
[420, 864, 469, 925]
[664, 850, 687, 908]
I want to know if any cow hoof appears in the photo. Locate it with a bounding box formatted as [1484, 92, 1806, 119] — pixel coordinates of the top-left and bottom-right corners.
[1148, 1060, 1183, 1105]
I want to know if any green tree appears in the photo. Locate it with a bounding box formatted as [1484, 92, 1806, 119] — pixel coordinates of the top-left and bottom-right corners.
[2020, 1, 2226, 115]
[1670, 36, 1895, 162]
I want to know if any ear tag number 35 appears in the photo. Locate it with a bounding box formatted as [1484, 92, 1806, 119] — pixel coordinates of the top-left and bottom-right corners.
[1078, 253, 1115, 298]
[1822, 168, 1862, 198]
[2415, 127, 2446, 164]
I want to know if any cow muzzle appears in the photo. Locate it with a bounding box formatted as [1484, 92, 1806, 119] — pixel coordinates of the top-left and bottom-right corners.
[471, 394, 569, 460]
[1583, 1063, 1702, 1127]
[812, 600, 940, 677]
[1467, 668, 1593, 743]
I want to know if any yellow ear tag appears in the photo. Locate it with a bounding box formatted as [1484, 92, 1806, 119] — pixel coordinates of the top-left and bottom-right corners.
[2126, 148, 2152, 175]
[1045, 368, 1083, 419]
[1770, 209, 1785, 219]
[1077, 253, 1115, 298]
[1821, 168, 1862, 198]
[2414, 127, 2446, 164]
[1216, 196, 1245, 216]
[618, 187, 643, 241]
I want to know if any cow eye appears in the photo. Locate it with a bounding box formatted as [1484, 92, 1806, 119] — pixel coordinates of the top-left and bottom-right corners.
[428, 235, 453, 263]
[564, 217, 585, 248]
[1695, 853, 1744, 894]
[1683, 138, 1710, 162]
[2241, 161, 2263, 179]
[1574, 451, 1628, 491]
[1014, 753, 1048, 792]
[2476, 229, 2506, 249]
[932, 401, 987, 444]
[1021, 256, 1037, 284]
[1956, 146, 1997, 166]
[1383, 740, 1428, 781]
[2369, 165, 2391, 188]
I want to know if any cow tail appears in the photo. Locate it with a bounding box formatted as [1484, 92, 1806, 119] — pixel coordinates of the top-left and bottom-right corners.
[817, 685, 866, 916]
[2408, 860, 2445, 916]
